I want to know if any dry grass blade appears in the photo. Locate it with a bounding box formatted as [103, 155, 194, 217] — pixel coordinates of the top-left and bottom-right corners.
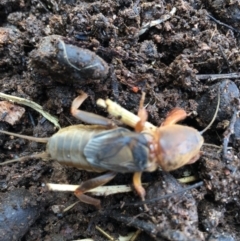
[47, 183, 133, 196]
[0, 92, 60, 128]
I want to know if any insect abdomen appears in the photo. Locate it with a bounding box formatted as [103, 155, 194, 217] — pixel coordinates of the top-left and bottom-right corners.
[46, 125, 107, 172]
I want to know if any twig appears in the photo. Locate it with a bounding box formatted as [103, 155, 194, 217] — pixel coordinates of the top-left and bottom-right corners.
[63, 201, 80, 213]
[108, 210, 202, 241]
[196, 72, 240, 81]
[96, 225, 116, 241]
[72, 233, 137, 241]
[72, 239, 94, 241]
[97, 98, 156, 132]
[37, 0, 50, 12]
[95, 227, 137, 241]
[223, 108, 238, 162]
[203, 143, 222, 149]
[110, 66, 119, 101]
[132, 181, 203, 206]
[218, 45, 231, 70]
[138, 7, 176, 36]
[207, 14, 240, 33]
[104, 181, 203, 209]
[129, 230, 141, 241]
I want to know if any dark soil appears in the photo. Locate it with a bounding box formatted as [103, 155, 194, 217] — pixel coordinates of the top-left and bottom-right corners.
[1, 0, 240, 240]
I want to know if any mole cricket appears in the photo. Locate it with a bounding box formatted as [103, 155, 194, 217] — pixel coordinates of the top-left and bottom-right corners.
[0, 90, 219, 208]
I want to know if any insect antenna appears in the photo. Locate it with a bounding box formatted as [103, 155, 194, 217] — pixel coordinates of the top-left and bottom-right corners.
[0, 129, 50, 165]
[0, 152, 49, 165]
[199, 87, 220, 135]
[0, 129, 49, 143]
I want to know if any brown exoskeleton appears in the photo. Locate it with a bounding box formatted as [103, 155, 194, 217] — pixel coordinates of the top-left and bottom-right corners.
[0, 91, 219, 208]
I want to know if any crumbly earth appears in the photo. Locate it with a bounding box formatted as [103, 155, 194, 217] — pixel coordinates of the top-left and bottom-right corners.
[0, 0, 240, 240]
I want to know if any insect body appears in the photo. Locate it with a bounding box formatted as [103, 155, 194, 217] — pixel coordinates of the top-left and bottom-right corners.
[0, 91, 219, 208]
[47, 125, 155, 173]
[0, 93, 157, 207]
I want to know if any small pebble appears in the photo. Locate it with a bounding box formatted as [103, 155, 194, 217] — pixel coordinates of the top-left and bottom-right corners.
[207, 232, 235, 241]
[0, 101, 25, 125]
[0, 189, 41, 241]
[197, 80, 239, 126]
[29, 35, 109, 85]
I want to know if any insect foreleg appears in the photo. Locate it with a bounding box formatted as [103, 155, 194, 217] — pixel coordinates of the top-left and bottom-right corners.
[161, 108, 188, 126]
[71, 92, 116, 128]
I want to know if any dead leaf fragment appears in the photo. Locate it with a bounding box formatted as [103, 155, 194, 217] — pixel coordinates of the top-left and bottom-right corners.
[0, 101, 25, 125]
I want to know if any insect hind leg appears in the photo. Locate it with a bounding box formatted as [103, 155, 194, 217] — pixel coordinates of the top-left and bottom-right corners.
[133, 172, 149, 211]
[74, 172, 116, 208]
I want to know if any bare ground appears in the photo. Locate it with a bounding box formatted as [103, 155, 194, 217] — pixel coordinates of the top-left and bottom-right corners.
[1, 0, 240, 240]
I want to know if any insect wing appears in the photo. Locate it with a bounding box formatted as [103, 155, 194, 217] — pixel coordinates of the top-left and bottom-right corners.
[84, 128, 149, 172]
